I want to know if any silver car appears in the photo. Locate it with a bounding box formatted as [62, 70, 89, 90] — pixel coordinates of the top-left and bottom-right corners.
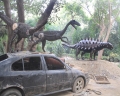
[0, 51, 89, 96]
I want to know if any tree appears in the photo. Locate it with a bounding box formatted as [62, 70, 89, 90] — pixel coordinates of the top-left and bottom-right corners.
[0, 0, 57, 52]
[2, 0, 13, 52]
[16, 0, 25, 51]
[81, 0, 120, 59]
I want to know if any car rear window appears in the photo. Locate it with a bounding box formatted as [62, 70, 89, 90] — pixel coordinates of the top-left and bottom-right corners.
[0, 54, 8, 61]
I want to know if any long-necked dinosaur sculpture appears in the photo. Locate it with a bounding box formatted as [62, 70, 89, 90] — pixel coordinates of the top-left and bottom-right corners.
[62, 38, 113, 60]
[30, 20, 80, 52]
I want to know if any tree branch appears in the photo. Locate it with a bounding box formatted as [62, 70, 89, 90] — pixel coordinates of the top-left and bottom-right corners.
[0, 12, 14, 26]
[37, 0, 57, 26]
[29, 0, 57, 34]
[29, 21, 47, 35]
[81, 2, 99, 26]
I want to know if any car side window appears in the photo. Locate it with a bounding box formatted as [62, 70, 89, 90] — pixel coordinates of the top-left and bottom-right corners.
[23, 57, 42, 71]
[12, 57, 42, 71]
[12, 59, 23, 71]
[44, 57, 65, 70]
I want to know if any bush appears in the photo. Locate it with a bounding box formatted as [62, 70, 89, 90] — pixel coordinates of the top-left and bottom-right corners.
[118, 64, 120, 68]
[108, 52, 120, 62]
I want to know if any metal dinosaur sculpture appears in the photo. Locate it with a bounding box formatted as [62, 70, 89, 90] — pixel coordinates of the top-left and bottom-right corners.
[30, 20, 80, 52]
[62, 38, 113, 60]
[10, 22, 46, 49]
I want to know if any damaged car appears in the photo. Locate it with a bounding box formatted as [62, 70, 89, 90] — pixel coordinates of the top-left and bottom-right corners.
[0, 51, 89, 96]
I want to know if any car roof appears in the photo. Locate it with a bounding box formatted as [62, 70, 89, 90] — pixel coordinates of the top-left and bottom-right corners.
[6, 51, 56, 58]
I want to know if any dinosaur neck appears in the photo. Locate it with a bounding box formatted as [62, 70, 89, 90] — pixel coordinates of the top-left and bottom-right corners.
[60, 22, 71, 36]
[102, 42, 108, 47]
[98, 42, 108, 50]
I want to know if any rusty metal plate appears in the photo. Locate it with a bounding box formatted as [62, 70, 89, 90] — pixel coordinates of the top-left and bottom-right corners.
[94, 76, 110, 84]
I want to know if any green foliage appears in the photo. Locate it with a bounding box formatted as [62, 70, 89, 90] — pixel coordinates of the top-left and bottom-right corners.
[54, 43, 64, 57]
[0, 24, 8, 55]
[25, 16, 39, 27]
[46, 42, 54, 53]
[0, 35, 7, 55]
[24, 0, 46, 16]
[109, 52, 119, 58]
[102, 56, 108, 60]
[36, 45, 42, 52]
[1, 0, 120, 59]
[64, 1, 88, 23]
[118, 64, 120, 68]
[46, 41, 64, 57]
[0, 1, 4, 12]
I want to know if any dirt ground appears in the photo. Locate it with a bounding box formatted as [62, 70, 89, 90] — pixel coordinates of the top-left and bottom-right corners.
[48, 57, 120, 96]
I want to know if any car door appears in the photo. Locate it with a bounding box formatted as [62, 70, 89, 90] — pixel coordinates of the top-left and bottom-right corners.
[43, 56, 73, 93]
[11, 56, 46, 96]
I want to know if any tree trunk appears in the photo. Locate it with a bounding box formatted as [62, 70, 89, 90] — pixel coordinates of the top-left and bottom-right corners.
[17, 0, 25, 23]
[97, 2, 112, 60]
[97, 23, 105, 60]
[2, 0, 13, 52]
[98, 19, 105, 41]
[16, 0, 25, 51]
[28, 0, 57, 51]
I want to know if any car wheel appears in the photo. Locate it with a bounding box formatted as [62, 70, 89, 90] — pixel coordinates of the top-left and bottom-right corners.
[1, 88, 22, 96]
[72, 77, 84, 93]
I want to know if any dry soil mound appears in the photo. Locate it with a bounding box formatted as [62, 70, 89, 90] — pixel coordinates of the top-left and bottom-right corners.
[65, 57, 120, 79]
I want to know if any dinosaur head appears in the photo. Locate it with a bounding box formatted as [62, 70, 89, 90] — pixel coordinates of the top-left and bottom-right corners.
[106, 42, 113, 50]
[70, 20, 80, 30]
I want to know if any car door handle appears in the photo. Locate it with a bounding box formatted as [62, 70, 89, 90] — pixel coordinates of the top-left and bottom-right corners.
[47, 75, 52, 78]
[17, 75, 23, 80]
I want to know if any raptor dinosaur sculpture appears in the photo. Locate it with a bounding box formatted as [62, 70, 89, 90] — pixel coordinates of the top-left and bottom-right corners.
[30, 20, 80, 52]
[62, 38, 113, 60]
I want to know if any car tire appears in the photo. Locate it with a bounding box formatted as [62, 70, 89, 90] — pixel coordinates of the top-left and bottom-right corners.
[1, 88, 22, 96]
[72, 77, 84, 93]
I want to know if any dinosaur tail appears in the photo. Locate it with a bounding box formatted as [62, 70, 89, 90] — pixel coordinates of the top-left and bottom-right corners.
[62, 43, 75, 49]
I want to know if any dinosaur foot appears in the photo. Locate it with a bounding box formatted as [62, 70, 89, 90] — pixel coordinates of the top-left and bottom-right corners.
[76, 57, 80, 60]
[81, 57, 85, 60]
[89, 59, 93, 61]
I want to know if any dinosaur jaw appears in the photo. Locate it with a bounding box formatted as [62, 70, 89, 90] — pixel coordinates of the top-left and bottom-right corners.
[72, 23, 80, 30]
[72, 24, 77, 30]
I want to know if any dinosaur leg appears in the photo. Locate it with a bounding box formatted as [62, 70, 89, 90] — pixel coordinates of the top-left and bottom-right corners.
[15, 36, 22, 49]
[81, 51, 86, 60]
[30, 34, 36, 42]
[76, 48, 80, 60]
[61, 37, 69, 43]
[29, 39, 42, 51]
[93, 51, 97, 60]
[10, 33, 17, 48]
[90, 51, 94, 60]
[42, 40, 46, 52]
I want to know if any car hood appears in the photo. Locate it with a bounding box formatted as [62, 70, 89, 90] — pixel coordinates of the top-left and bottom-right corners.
[71, 68, 89, 80]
